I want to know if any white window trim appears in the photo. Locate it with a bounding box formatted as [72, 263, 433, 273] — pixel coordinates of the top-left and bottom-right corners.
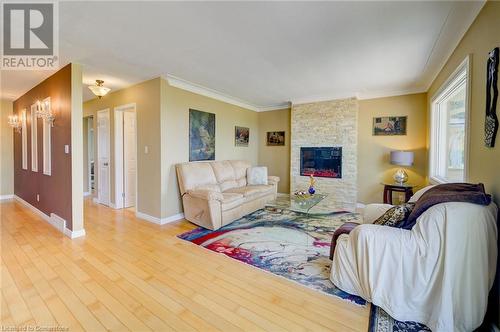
[42, 97, 52, 176]
[31, 104, 38, 172]
[429, 55, 471, 184]
[21, 109, 28, 170]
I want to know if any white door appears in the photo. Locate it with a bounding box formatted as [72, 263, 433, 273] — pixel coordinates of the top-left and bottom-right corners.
[97, 109, 110, 206]
[123, 110, 137, 208]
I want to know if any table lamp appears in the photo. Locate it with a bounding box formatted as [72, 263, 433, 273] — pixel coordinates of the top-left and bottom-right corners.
[390, 150, 414, 184]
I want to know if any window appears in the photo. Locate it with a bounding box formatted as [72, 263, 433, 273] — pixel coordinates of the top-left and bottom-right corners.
[42, 97, 51, 175]
[21, 109, 27, 170]
[430, 57, 470, 183]
[31, 104, 38, 172]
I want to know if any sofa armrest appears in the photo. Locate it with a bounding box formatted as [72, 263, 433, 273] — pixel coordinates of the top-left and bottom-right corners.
[268, 176, 280, 185]
[186, 189, 223, 202]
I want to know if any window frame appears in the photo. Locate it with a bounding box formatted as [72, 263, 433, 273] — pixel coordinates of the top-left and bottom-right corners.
[429, 55, 471, 184]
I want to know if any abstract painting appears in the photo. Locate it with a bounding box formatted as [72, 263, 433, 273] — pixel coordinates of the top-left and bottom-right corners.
[235, 126, 249, 147]
[373, 116, 407, 136]
[189, 109, 215, 161]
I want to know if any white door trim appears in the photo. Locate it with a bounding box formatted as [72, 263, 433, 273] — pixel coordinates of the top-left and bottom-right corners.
[96, 109, 111, 206]
[114, 103, 137, 209]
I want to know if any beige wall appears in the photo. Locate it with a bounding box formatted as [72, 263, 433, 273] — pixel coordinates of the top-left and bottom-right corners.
[358, 93, 428, 203]
[162, 80, 259, 217]
[1, 99, 14, 196]
[83, 78, 162, 218]
[257, 108, 291, 193]
[428, 1, 500, 207]
[427, 2, 500, 323]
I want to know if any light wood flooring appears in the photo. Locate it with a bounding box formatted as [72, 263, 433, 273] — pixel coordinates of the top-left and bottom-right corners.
[1, 198, 370, 331]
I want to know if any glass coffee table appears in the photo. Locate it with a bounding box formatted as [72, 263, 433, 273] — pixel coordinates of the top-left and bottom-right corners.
[266, 194, 327, 215]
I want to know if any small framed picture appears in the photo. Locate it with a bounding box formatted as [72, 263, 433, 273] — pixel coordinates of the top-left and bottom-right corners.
[373, 116, 407, 136]
[266, 131, 285, 146]
[235, 126, 249, 147]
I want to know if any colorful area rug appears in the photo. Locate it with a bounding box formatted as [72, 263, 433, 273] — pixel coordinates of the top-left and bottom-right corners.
[178, 207, 431, 331]
[178, 207, 366, 305]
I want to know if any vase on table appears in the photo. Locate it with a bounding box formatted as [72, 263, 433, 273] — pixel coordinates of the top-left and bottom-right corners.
[308, 174, 316, 195]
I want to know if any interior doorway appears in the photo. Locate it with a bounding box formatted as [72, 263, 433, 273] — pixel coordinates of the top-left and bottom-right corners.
[97, 109, 111, 206]
[83, 116, 95, 196]
[114, 103, 137, 209]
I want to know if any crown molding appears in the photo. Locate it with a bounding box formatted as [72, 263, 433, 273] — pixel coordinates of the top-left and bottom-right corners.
[165, 74, 265, 112]
[357, 88, 428, 100]
[259, 102, 291, 112]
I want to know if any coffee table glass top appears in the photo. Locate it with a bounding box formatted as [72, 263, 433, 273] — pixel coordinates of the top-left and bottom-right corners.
[266, 194, 327, 214]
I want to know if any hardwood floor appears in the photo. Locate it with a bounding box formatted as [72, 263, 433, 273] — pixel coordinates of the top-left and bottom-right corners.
[1, 198, 370, 331]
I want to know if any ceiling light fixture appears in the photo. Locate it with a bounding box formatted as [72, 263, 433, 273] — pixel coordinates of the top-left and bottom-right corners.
[88, 79, 111, 98]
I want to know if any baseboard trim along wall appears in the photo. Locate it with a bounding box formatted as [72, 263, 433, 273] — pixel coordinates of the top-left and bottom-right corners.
[136, 211, 185, 225]
[0, 194, 14, 200]
[13, 195, 86, 239]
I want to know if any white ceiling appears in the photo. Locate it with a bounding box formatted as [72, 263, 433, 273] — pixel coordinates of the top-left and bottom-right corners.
[1, 1, 485, 110]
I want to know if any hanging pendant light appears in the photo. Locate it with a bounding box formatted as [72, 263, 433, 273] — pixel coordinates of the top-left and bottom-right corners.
[88, 79, 111, 98]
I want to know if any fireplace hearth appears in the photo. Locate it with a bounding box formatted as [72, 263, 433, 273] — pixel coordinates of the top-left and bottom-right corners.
[300, 147, 342, 178]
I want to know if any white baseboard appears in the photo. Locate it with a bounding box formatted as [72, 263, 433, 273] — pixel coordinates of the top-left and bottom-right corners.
[92, 197, 100, 204]
[83, 191, 91, 197]
[162, 213, 185, 224]
[0, 194, 14, 200]
[14, 195, 85, 239]
[136, 211, 185, 225]
[64, 227, 86, 239]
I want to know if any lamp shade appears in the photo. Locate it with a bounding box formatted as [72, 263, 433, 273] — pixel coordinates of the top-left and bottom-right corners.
[390, 150, 414, 166]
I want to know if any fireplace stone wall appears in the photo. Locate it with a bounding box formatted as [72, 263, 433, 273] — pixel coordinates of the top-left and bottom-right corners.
[291, 98, 358, 209]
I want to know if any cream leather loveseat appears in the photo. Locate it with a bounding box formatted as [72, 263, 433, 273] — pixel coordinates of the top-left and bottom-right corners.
[176, 160, 280, 230]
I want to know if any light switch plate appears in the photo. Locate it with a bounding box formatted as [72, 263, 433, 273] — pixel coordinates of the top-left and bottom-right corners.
[64, 145, 70, 154]
[144, 146, 149, 154]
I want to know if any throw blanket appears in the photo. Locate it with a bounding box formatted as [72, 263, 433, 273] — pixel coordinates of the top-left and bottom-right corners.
[330, 183, 492, 258]
[400, 183, 491, 229]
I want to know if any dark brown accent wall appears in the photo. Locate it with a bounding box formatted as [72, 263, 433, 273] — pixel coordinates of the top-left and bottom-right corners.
[13, 64, 73, 228]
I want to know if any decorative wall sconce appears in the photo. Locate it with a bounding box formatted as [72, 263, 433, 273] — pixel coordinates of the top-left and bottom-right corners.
[8, 115, 22, 133]
[35, 98, 55, 126]
[88, 79, 111, 98]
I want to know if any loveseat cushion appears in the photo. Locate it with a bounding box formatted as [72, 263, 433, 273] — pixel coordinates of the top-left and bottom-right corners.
[224, 185, 274, 199]
[220, 193, 245, 210]
[211, 161, 239, 191]
[177, 162, 218, 194]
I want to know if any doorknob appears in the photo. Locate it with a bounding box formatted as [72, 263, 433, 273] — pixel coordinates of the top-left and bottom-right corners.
[104, 162, 109, 166]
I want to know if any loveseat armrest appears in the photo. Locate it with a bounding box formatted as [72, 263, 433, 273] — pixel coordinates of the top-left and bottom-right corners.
[268, 176, 280, 185]
[186, 189, 223, 202]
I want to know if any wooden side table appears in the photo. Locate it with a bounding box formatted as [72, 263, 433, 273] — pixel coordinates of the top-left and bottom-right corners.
[383, 183, 415, 204]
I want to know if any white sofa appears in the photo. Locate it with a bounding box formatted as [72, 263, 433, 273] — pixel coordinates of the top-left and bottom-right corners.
[176, 160, 279, 230]
[330, 189, 498, 332]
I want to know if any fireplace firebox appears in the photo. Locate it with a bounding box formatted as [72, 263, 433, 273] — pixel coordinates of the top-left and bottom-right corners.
[300, 147, 342, 178]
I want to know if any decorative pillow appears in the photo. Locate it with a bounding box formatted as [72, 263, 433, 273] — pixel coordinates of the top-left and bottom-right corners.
[247, 166, 268, 185]
[362, 204, 394, 224]
[373, 202, 415, 227]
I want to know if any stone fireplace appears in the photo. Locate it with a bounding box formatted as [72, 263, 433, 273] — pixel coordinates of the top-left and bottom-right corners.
[291, 98, 358, 209]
